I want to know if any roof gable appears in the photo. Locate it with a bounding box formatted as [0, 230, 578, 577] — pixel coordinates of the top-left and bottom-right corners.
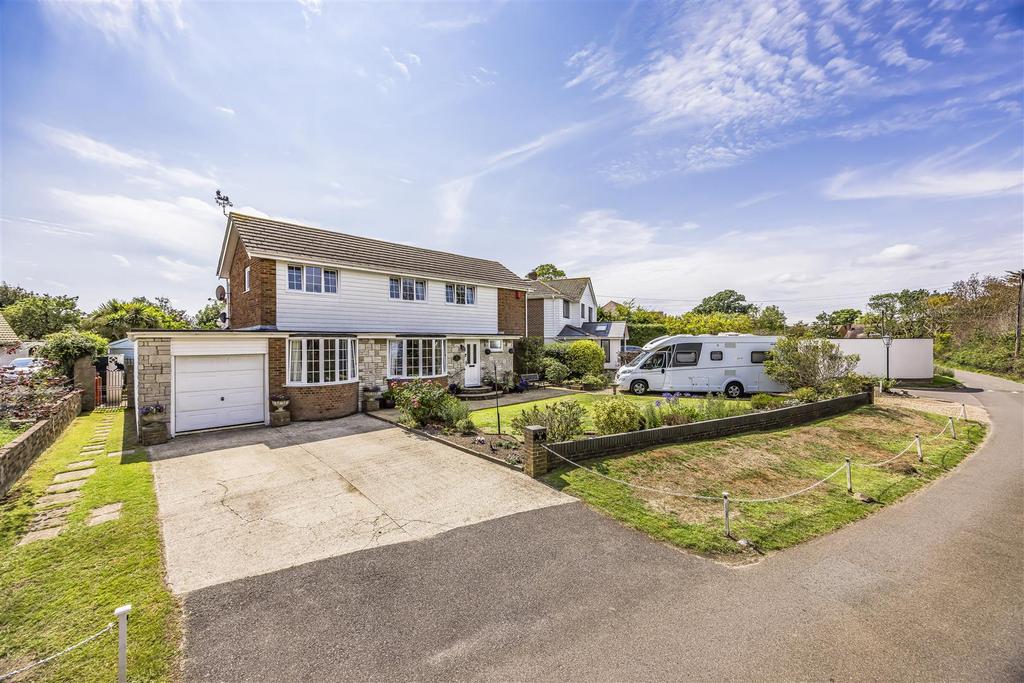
[220, 213, 529, 290]
[0, 313, 20, 345]
[529, 277, 592, 301]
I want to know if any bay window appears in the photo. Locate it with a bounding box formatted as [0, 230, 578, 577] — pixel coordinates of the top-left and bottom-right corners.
[287, 337, 358, 384]
[388, 339, 446, 378]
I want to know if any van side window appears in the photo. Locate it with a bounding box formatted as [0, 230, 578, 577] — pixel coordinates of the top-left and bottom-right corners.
[710, 351, 723, 361]
[751, 351, 768, 363]
[674, 350, 697, 365]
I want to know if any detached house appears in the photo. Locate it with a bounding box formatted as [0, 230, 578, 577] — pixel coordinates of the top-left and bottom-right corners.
[131, 214, 527, 437]
[525, 274, 629, 369]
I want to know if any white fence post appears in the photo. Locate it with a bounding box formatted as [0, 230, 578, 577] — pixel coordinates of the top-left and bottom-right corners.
[915, 435, 923, 463]
[115, 604, 131, 683]
[960, 403, 967, 420]
[722, 492, 730, 537]
[948, 416, 957, 440]
[845, 458, 852, 493]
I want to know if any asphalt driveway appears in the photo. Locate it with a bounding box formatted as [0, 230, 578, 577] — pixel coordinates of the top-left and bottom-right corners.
[181, 370, 1023, 681]
[149, 414, 569, 594]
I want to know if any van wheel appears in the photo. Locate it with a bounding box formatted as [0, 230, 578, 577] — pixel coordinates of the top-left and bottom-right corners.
[630, 380, 649, 395]
[724, 381, 743, 399]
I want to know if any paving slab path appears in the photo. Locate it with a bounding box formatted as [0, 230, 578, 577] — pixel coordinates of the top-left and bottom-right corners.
[183, 370, 1023, 681]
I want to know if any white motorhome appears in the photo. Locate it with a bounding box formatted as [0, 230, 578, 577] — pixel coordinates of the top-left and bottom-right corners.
[614, 333, 786, 398]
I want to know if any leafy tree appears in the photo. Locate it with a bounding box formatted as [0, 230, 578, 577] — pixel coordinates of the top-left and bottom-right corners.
[810, 308, 861, 338]
[2, 294, 83, 339]
[666, 312, 753, 335]
[867, 289, 930, 338]
[764, 337, 860, 391]
[149, 297, 191, 327]
[692, 289, 756, 315]
[38, 330, 109, 376]
[193, 301, 224, 330]
[530, 264, 566, 281]
[86, 300, 166, 339]
[0, 282, 34, 309]
[565, 340, 605, 378]
[751, 305, 786, 334]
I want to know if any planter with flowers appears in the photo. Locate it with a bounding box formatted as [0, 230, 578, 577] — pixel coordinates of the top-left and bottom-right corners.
[138, 403, 169, 445]
[140, 403, 165, 424]
[269, 393, 291, 427]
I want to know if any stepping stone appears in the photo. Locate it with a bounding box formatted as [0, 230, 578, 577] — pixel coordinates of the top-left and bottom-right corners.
[87, 502, 123, 526]
[66, 459, 95, 470]
[81, 447, 104, 455]
[30, 506, 71, 530]
[107, 450, 139, 458]
[35, 491, 81, 507]
[53, 468, 96, 483]
[46, 480, 85, 493]
[18, 527, 62, 545]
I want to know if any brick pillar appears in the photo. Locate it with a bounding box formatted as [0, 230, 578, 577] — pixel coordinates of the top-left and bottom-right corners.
[73, 356, 96, 412]
[523, 425, 548, 478]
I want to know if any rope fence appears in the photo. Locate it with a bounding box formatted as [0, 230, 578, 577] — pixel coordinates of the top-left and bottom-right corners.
[0, 604, 131, 683]
[543, 402, 976, 538]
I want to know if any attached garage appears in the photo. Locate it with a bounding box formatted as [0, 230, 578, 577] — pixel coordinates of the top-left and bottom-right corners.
[174, 354, 265, 433]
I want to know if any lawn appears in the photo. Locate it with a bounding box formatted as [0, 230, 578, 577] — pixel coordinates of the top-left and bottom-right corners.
[897, 375, 962, 389]
[0, 421, 28, 448]
[0, 409, 181, 682]
[543, 405, 985, 557]
[469, 392, 752, 435]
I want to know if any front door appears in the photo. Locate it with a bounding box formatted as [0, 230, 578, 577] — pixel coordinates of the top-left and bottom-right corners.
[464, 342, 481, 387]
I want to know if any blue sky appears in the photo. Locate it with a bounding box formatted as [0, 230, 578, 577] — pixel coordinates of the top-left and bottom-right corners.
[1, 0, 1022, 321]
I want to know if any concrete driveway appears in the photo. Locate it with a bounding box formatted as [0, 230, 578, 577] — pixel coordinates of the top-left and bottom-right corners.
[149, 414, 569, 593]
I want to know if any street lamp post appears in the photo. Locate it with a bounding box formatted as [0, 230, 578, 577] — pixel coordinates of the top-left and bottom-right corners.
[882, 335, 893, 381]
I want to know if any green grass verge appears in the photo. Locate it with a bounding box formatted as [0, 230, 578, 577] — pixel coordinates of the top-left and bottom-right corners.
[0, 422, 28, 448]
[897, 375, 963, 389]
[469, 392, 751, 435]
[0, 410, 181, 682]
[936, 359, 1024, 383]
[543, 405, 985, 557]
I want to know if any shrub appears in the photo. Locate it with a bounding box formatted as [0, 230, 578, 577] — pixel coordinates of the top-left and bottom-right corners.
[626, 323, 669, 347]
[393, 379, 465, 427]
[934, 364, 954, 377]
[764, 336, 860, 391]
[641, 402, 662, 429]
[580, 372, 607, 389]
[591, 396, 643, 435]
[541, 358, 569, 385]
[565, 340, 605, 378]
[454, 418, 476, 435]
[695, 392, 735, 420]
[513, 337, 545, 375]
[510, 400, 586, 442]
[38, 330, 108, 376]
[652, 393, 697, 426]
[542, 342, 571, 365]
[750, 393, 786, 411]
[0, 360, 74, 422]
[793, 387, 819, 403]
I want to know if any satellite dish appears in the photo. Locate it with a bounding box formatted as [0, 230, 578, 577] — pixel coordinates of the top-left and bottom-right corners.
[215, 285, 226, 302]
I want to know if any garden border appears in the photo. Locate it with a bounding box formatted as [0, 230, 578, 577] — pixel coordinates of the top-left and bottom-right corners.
[0, 390, 83, 496]
[528, 391, 873, 474]
[366, 412, 524, 471]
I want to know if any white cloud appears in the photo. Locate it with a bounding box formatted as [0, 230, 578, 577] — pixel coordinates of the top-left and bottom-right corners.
[41, 0, 185, 44]
[855, 243, 923, 265]
[156, 256, 207, 282]
[879, 41, 930, 71]
[111, 254, 131, 267]
[215, 106, 235, 116]
[296, 0, 321, 27]
[564, 44, 618, 90]
[923, 17, 965, 55]
[382, 46, 417, 81]
[736, 190, 784, 208]
[39, 126, 215, 190]
[422, 15, 486, 31]
[553, 210, 658, 267]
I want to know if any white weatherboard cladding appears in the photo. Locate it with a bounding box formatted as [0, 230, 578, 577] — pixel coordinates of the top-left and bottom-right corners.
[275, 262, 499, 333]
[833, 338, 934, 379]
[174, 354, 265, 433]
[543, 283, 602, 340]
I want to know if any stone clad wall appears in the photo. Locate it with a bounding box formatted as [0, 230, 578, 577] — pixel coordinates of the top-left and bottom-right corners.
[0, 390, 81, 496]
[135, 338, 171, 426]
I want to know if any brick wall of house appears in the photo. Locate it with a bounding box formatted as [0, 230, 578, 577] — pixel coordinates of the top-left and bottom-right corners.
[268, 338, 358, 420]
[228, 240, 277, 329]
[497, 288, 526, 336]
[527, 299, 545, 338]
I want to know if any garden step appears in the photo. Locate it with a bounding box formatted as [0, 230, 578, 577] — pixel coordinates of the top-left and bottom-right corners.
[459, 385, 499, 395]
[457, 391, 504, 401]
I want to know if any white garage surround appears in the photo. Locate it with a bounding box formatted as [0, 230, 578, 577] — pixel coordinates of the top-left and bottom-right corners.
[170, 337, 270, 436]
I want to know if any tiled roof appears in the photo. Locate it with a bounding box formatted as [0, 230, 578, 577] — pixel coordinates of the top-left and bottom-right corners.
[230, 213, 530, 290]
[528, 277, 591, 301]
[555, 321, 628, 340]
[0, 313, 20, 345]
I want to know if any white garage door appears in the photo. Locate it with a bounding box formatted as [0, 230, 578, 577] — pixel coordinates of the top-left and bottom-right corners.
[174, 354, 265, 433]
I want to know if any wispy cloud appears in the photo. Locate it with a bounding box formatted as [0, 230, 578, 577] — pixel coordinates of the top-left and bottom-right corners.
[38, 125, 215, 190]
[554, 209, 658, 267]
[735, 190, 784, 208]
[296, 0, 321, 28]
[422, 15, 486, 31]
[879, 41, 930, 71]
[112, 254, 131, 267]
[855, 243, 923, 265]
[564, 44, 618, 90]
[215, 105, 235, 116]
[41, 0, 185, 44]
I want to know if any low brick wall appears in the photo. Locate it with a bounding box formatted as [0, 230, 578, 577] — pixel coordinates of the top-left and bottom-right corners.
[547, 391, 873, 463]
[0, 390, 82, 496]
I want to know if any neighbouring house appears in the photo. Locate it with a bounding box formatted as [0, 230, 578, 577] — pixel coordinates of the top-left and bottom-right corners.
[525, 274, 629, 369]
[130, 213, 528, 437]
[107, 338, 136, 361]
[599, 300, 622, 316]
[0, 314, 42, 367]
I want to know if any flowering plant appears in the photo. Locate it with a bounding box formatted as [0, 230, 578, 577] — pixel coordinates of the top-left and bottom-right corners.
[140, 403, 165, 416]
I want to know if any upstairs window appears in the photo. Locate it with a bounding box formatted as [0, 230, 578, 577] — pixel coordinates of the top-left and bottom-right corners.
[445, 283, 476, 305]
[287, 264, 337, 294]
[562, 299, 570, 318]
[580, 303, 585, 319]
[588, 306, 594, 322]
[390, 276, 426, 301]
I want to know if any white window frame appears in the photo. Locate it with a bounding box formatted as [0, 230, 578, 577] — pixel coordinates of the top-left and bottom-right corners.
[244, 266, 251, 292]
[286, 264, 338, 295]
[444, 283, 476, 305]
[486, 339, 503, 352]
[389, 276, 427, 302]
[562, 299, 570, 318]
[387, 338, 447, 378]
[286, 337, 359, 385]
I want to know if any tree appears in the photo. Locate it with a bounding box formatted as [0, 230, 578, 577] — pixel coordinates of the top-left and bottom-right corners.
[0, 282, 33, 309]
[564, 340, 605, 378]
[530, 264, 566, 281]
[193, 301, 224, 330]
[764, 337, 860, 391]
[86, 300, 166, 339]
[150, 297, 191, 327]
[810, 308, 861, 338]
[38, 330, 109, 376]
[666, 312, 753, 335]
[867, 289, 929, 338]
[2, 294, 83, 339]
[751, 305, 787, 334]
[692, 289, 756, 315]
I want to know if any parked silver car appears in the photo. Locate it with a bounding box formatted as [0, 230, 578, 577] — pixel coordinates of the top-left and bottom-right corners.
[2, 357, 46, 381]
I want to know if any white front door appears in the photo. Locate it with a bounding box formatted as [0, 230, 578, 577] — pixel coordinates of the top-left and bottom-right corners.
[464, 342, 481, 387]
[174, 354, 265, 433]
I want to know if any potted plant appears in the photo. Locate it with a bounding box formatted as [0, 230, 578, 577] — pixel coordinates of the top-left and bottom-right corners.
[140, 403, 165, 423]
[270, 393, 290, 412]
[381, 388, 396, 409]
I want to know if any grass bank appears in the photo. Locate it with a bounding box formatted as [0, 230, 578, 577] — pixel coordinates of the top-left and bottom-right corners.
[544, 405, 985, 557]
[0, 409, 180, 682]
[0, 421, 28, 448]
[469, 392, 751, 435]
